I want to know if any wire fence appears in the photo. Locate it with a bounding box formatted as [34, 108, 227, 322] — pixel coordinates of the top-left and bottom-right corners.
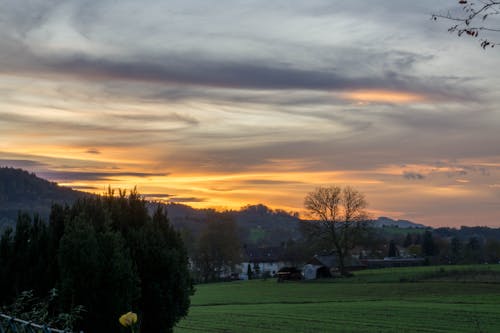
[0, 314, 78, 333]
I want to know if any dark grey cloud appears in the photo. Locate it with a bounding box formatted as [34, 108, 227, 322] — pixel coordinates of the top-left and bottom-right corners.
[38, 171, 169, 181]
[39, 55, 467, 102]
[118, 112, 199, 126]
[167, 197, 206, 203]
[46, 56, 339, 89]
[403, 171, 425, 180]
[241, 179, 305, 185]
[0, 151, 126, 173]
[143, 193, 174, 198]
[461, 165, 490, 177]
[0, 159, 47, 169]
[208, 187, 235, 192]
[86, 148, 101, 154]
[0, 0, 484, 108]
[70, 185, 100, 190]
[143, 194, 205, 203]
[0, 42, 467, 104]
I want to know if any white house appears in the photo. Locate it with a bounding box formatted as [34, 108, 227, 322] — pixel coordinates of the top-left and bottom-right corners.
[237, 246, 291, 280]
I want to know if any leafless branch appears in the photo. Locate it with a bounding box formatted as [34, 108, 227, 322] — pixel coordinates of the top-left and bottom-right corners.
[432, 1, 500, 48]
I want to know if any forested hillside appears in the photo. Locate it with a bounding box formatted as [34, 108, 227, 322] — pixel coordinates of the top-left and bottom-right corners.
[0, 167, 84, 228]
[166, 203, 302, 246]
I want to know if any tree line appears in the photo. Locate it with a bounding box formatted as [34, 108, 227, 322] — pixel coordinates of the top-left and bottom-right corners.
[0, 189, 193, 333]
[381, 229, 500, 265]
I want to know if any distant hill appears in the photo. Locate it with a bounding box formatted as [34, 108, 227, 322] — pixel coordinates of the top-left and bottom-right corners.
[373, 216, 426, 229]
[0, 167, 85, 228]
[0, 168, 303, 243]
[1, 167, 430, 243]
[163, 204, 430, 246]
[163, 203, 302, 246]
[231, 204, 303, 245]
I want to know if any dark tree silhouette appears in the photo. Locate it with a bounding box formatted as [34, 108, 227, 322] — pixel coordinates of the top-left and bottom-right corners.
[422, 230, 437, 257]
[403, 233, 413, 248]
[304, 186, 370, 276]
[247, 263, 253, 280]
[387, 240, 399, 258]
[0, 191, 193, 333]
[450, 236, 463, 264]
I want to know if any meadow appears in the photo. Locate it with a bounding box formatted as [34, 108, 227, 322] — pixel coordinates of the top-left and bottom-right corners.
[175, 265, 500, 333]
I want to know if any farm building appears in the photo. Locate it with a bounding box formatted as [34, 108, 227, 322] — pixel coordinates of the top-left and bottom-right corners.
[303, 253, 366, 279]
[303, 254, 338, 280]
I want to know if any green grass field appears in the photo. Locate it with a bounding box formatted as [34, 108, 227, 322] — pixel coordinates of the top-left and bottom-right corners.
[175, 265, 500, 333]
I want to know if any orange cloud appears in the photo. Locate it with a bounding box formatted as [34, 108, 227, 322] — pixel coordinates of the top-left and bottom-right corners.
[341, 89, 425, 104]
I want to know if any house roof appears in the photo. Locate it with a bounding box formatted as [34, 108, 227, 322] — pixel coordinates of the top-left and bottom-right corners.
[307, 254, 337, 268]
[243, 246, 285, 263]
[306, 253, 364, 268]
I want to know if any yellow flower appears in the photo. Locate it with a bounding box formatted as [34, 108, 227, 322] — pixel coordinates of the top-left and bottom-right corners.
[119, 312, 138, 327]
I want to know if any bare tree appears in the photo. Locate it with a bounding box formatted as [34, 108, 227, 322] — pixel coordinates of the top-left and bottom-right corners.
[194, 212, 241, 282]
[304, 186, 370, 276]
[433, 1, 500, 49]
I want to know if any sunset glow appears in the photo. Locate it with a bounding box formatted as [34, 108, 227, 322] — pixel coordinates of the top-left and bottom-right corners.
[341, 90, 425, 104]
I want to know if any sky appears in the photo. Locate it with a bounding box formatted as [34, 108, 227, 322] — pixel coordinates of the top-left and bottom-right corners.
[1, 0, 499, 227]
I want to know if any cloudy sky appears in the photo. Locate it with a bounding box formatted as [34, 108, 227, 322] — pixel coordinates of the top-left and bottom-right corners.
[1, 0, 499, 227]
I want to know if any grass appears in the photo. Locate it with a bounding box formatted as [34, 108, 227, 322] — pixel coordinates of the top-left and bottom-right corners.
[339, 264, 500, 283]
[175, 265, 500, 332]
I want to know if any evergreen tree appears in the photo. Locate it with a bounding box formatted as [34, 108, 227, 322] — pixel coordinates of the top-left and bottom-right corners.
[58, 216, 103, 331]
[421, 230, 436, 257]
[12, 213, 32, 295]
[247, 264, 253, 280]
[28, 214, 50, 294]
[403, 233, 413, 248]
[129, 205, 192, 333]
[0, 190, 193, 333]
[0, 227, 13, 301]
[46, 204, 69, 291]
[387, 240, 399, 257]
[95, 229, 140, 332]
[450, 236, 462, 264]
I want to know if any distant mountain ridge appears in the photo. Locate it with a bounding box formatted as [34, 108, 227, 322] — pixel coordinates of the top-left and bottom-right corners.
[373, 216, 426, 229]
